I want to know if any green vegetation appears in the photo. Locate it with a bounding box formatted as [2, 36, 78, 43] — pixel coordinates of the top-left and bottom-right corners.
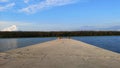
[0, 31, 120, 38]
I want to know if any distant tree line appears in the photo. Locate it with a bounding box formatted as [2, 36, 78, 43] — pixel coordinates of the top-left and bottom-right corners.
[0, 31, 120, 38]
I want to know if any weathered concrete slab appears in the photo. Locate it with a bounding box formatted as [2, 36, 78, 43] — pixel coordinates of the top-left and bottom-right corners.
[0, 39, 120, 68]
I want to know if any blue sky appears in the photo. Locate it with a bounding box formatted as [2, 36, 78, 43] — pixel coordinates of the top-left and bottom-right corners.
[0, 0, 120, 31]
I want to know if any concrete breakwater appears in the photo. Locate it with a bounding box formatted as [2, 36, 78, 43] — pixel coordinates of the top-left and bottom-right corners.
[0, 39, 120, 68]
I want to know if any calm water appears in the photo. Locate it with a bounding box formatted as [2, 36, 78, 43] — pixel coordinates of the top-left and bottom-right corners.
[0, 37, 56, 52]
[0, 36, 120, 53]
[73, 36, 120, 53]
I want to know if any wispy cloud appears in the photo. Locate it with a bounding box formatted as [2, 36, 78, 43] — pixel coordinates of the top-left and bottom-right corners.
[0, 2, 15, 11]
[20, 0, 79, 14]
[0, 0, 8, 2]
[0, 21, 34, 26]
[24, 0, 29, 4]
[0, 0, 80, 14]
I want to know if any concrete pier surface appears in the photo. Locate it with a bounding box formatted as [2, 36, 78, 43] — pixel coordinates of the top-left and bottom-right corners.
[0, 39, 120, 68]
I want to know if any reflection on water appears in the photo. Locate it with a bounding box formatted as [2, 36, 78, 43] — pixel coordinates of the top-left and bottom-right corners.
[0, 38, 17, 52]
[0, 37, 56, 52]
[17, 38, 56, 48]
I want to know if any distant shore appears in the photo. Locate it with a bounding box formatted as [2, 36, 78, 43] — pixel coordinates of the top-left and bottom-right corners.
[0, 39, 120, 68]
[0, 31, 120, 38]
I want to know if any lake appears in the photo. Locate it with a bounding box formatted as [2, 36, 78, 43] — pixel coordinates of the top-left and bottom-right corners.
[0, 37, 56, 52]
[73, 36, 120, 53]
[0, 36, 120, 53]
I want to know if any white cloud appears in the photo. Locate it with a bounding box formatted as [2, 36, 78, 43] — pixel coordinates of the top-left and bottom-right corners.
[0, 0, 8, 2]
[0, 3, 15, 11]
[20, 0, 79, 14]
[24, 0, 29, 3]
